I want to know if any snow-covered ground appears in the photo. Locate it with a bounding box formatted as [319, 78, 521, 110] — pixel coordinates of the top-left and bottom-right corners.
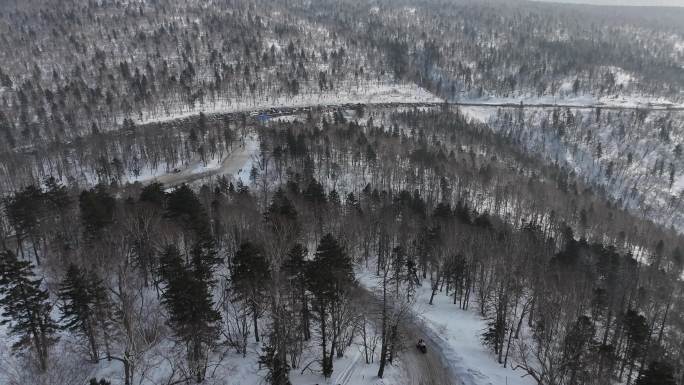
[148, 134, 259, 188]
[291, 347, 406, 385]
[358, 268, 535, 385]
[0, 275, 405, 385]
[457, 93, 684, 109]
[411, 286, 535, 385]
[59, 133, 259, 190]
[131, 83, 443, 127]
[461, 103, 684, 234]
[0, 318, 405, 385]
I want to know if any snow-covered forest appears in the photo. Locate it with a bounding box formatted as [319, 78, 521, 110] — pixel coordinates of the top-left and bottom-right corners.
[1, 1, 684, 385]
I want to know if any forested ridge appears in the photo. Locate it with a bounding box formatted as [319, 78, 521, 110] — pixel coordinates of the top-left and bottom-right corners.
[0, 107, 683, 385]
[1, 0, 683, 233]
[288, 0, 684, 100]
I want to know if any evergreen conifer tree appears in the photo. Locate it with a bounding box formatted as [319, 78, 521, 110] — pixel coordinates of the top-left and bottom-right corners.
[636, 361, 676, 385]
[306, 234, 354, 378]
[232, 241, 270, 343]
[259, 333, 292, 385]
[283, 243, 310, 341]
[159, 245, 220, 383]
[0, 250, 58, 371]
[58, 263, 100, 362]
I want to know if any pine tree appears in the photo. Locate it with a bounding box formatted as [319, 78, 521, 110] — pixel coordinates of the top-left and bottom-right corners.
[232, 241, 270, 343]
[159, 245, 220, 383]
[259, 333, 292, 385]
[562, 315, 597, 384]
[622, 309, 649, 383]
[139, 182, 166, 206]
[166, 184, 208, 233]
[0, 250, 58, 371]
[303, 178, 326, 205]
[283, 243, 310, 341]
[166, 184, 221, 279]
[4, 185, 45, 264]
[89, 271, 114, 362]
[89, 378, 112, 385]
[266, 188, 299, 245]
[58, 264, 100, 362]
[79, 184, 116, 239]
[635, 361, 676, 385]
[267, 188, 297, 220]
[306, 234, 354, 378]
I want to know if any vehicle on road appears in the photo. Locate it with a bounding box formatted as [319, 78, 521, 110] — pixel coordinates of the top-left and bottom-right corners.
[417, 339, 427, 354]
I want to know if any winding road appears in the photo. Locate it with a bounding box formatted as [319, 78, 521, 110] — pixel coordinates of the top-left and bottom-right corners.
[354, 288, 458, 385]
[131, 97, 683, 384]
[136, 97, 682, 190]
[148, 134, 258, 187]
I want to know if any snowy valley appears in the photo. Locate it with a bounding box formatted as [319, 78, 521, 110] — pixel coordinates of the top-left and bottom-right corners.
[0, 1, 683, 385]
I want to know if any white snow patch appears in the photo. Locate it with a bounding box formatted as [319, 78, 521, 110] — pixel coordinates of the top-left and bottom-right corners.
[134, 83, 442, 127]
[358, 268, 535, 385]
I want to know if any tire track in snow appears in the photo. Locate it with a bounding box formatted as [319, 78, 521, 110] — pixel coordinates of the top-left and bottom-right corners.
[355, 288, 457, 385]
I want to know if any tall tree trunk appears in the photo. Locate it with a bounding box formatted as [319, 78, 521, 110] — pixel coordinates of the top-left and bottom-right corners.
[378, 276, 388, 378]
[657, 300, 671, 345]
[86, 321, 99, 363]
[252, 303, 260, 343]
[320, 304, 331, 378]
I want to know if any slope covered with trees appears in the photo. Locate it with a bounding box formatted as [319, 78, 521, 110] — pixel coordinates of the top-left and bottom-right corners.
[1, 0, 684, 384]
[0, 107, 683, 385]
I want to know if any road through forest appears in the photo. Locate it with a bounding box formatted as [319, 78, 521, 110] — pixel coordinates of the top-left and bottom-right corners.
[138, 97, 680, 189]
[354, 288, 459, 385]
[136, 97, 683, 384]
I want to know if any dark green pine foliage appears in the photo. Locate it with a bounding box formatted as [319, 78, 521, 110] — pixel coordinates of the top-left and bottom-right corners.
[308, 233, 354, 304]
[3, 184, 45, 263]
[166, 184, 221, 278]
[562, 315, 597, 384]
[3, 180, 71, 266]
[283, 243, 310, 341]
[259, 334, 292, 385]
[58, 264, 101, 362]
[43, 177, 71, 209]
[79, 184, 116, 239]
[306, 234, 354, 378]
[303, 178, 326, 205]
[232, 241, 270, 343]
[0, 250, 58, 371]
[139, 182, 166, 207]
[166, 184, 208, 233]
[345, 192, 361, 215]
[267, 188, 298, 220]
[623, 309, 650, 383]
[159, 245, 220, 383]
[636, 361, 677, 385]
[89, 378, 111, 385]
[266, 188, 299, 243]
[89, 271, 114, 361]
[432, 202, 452, 220]
[328, 190, 340, 206]
[482, 315, 507, 356]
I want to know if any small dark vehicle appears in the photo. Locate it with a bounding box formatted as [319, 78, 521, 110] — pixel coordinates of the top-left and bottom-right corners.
[416, 339, 427, 354]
